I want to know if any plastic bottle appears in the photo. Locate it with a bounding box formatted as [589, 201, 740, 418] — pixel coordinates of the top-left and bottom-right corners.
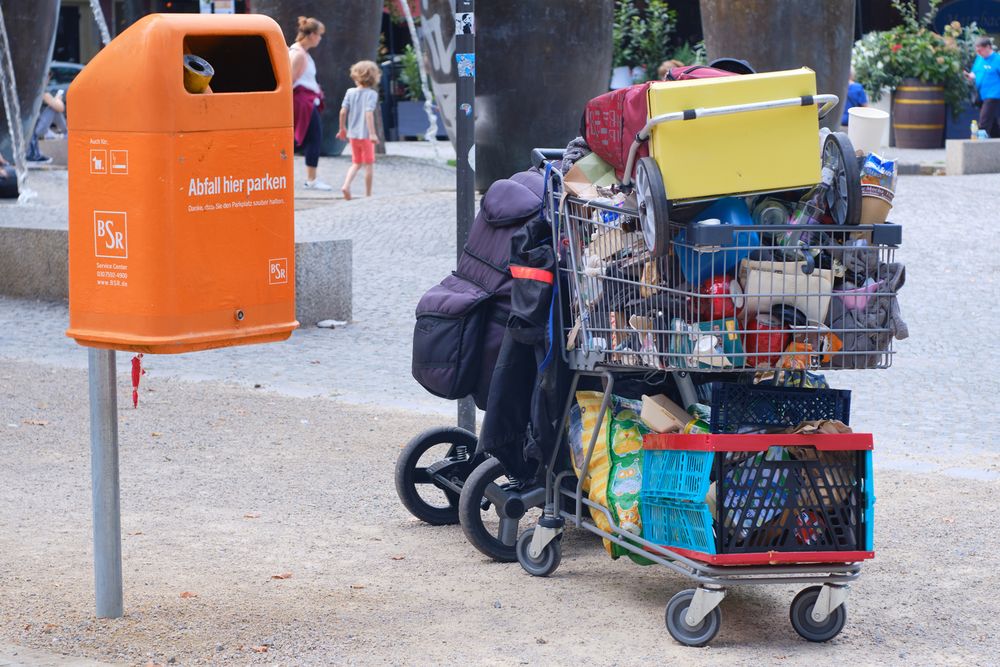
[971, 120, 979, 140]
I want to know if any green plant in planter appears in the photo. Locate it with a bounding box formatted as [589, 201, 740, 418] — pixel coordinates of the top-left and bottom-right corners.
[670, 41, 706, 68]
[612, 0, 641, 68]
[612, 0, 678, 81]
[852, 0, 981, 114]
[399, 44, 423, 102]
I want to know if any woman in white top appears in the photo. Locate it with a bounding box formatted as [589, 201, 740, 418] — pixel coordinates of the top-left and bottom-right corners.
[289, 16, 330, 190]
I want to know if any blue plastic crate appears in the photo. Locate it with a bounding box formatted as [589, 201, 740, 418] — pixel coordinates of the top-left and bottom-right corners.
[641, 449, 714, 502]
[640, 497, 716, 554]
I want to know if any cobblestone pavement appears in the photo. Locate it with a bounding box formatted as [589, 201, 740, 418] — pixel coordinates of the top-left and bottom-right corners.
[0, 163, 997, 478]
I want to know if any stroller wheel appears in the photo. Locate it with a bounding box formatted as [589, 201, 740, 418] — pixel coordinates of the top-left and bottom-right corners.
[635, 156, 670, 257]
[394, 427, 479, 526]
[459, 458, 544, 562]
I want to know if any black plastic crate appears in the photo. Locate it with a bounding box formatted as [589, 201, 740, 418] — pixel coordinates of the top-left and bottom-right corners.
[710, 382, 851, 434]
[715, 446, 866, 554]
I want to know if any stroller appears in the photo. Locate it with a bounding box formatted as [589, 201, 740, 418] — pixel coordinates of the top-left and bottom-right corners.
[395, 163, 561, 562]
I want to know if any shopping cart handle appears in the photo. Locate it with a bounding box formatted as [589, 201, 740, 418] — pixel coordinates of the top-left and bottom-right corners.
[531, 148, 565, 169]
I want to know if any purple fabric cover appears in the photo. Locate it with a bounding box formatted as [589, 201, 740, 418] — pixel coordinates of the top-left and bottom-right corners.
[412, 168, 546, 408]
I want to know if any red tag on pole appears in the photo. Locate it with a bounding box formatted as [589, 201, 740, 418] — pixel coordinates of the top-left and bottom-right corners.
[130, 353, 145, 408]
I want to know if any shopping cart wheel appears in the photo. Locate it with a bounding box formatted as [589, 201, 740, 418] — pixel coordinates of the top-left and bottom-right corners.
[515, 527, 562, 577]
[635, 156, 671, 257]
[394, 427, 479, 526]
[789, 586, 847, 642]
[822, 132, 862, 226]
[665, 589, 722, 647]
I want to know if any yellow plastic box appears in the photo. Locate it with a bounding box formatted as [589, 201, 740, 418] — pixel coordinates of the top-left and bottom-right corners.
[647, 68, 820, 201]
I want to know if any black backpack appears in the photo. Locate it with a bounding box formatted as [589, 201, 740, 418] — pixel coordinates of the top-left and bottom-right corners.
[411, 169, 546, 409]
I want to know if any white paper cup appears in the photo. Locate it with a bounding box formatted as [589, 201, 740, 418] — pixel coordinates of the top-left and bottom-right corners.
[847, 107, 890, 156]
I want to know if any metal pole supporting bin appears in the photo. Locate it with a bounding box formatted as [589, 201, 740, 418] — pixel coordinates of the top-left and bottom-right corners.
[88, 349, 123, 618]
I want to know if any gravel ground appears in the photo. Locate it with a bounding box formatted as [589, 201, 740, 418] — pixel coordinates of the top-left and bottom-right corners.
[2, 148, 998, 664]
[1, 360, 998, 666]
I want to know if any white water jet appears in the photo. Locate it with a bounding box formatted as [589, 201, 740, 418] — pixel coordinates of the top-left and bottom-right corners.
[89, 0, 112, 46]
[0, 3, 35, 203]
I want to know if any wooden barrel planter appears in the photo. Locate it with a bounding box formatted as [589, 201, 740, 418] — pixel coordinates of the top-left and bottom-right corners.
[892, 78, 945, 149]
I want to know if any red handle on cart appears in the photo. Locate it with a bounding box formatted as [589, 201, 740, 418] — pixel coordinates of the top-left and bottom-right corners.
[643, 432, 874, 451]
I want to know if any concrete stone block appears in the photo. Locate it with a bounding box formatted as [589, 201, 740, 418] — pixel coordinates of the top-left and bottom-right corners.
[0, 226, 68, 300]
[295, 239, 352, 325]
[945, 138, 1000, 175]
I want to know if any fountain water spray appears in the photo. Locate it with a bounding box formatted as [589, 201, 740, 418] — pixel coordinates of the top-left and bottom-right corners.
[0, 3, 35, 203]
[89, 0, 112, 46]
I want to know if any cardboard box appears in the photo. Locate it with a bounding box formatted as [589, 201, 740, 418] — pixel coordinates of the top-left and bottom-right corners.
[641, 394, 690, 433]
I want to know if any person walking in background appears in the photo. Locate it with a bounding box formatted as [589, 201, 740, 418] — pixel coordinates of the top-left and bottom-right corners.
[840, 68, 868, 128]
[289, 16, 332, 190]
[966, 36, 1000, 138]
[336, 60, 380, 200]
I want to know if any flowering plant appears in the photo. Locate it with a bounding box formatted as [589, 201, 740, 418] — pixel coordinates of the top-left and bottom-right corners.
[851, 0, 981, 112]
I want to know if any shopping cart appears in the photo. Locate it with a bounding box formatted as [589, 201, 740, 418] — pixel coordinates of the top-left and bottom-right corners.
[515, 82, 903, 644]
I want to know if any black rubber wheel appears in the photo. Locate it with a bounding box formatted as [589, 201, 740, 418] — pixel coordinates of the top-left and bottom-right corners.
[789, 586, 847, 642]
[635, 156, 671, 257]
[459, 457, 543, 562]
[822, 132, 862, 226]
[515, 527, 562, 577]
[394, 427, 478, 526]
[665, 589, 722, 647]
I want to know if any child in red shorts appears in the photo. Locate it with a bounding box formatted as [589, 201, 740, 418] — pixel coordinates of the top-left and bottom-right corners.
[336, 60, 381, 200]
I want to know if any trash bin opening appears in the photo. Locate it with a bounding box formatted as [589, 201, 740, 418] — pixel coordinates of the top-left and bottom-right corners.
[182, 35, 277, 93]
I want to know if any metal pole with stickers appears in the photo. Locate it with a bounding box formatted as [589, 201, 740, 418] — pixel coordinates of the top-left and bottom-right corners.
[455, 0, 476, 433]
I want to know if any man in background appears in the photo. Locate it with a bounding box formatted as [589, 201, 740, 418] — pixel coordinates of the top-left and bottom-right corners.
[966, 36, 1000, 138]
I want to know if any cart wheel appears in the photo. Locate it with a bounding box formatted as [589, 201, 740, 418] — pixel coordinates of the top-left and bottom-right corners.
[515, 528, 562, 577]
[789, 586, 847, 642]
[665, 589, 722, 647]
[822, 132, 862, 226]
[635, 156, 671, 257]
[394, 427, 478, 526]
[459, 458, 543, 562]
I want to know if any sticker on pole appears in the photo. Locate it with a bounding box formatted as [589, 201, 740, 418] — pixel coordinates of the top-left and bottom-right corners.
[455, 12, 474, 35]
[93, 211, 128, 259]
[456, 53, 475, 78]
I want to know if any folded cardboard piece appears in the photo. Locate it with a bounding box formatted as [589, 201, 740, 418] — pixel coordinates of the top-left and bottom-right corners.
[784, 419, 853, 435]
[640, 393, 691, 433]
[564, 152, 618, 198]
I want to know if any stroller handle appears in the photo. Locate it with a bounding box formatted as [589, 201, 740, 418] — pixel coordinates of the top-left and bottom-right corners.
[621, 94, 840, 187]
[531, 147, 566, 169]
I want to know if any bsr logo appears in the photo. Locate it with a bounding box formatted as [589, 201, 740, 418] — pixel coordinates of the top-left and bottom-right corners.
[94, 211, 128, 258]
[269, 258, 288, 285]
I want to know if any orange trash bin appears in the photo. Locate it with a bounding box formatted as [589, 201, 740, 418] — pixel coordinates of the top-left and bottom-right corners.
[66, 13, 298, 354]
